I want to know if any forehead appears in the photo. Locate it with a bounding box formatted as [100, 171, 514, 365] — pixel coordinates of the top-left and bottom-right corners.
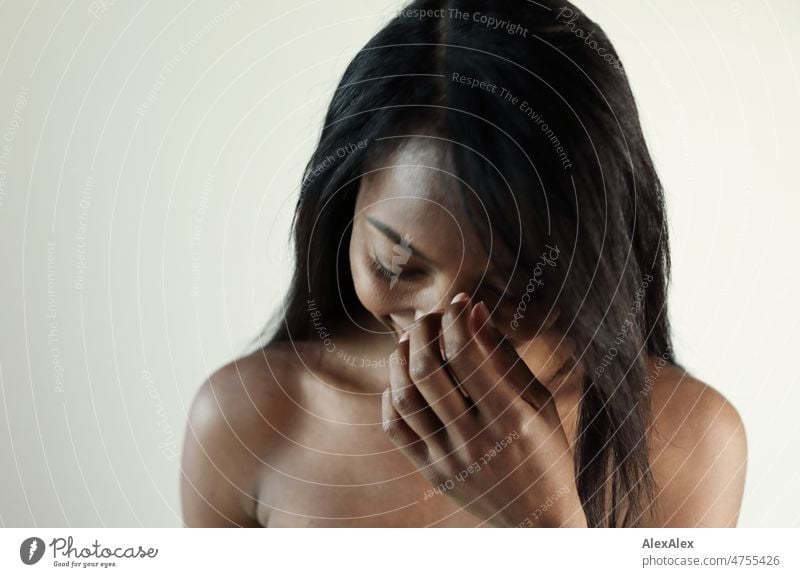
[354, 139, 526, 281]
[355, 140, 479, 248]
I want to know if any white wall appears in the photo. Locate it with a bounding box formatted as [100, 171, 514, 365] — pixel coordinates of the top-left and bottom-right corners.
[0, 0, 797, 527]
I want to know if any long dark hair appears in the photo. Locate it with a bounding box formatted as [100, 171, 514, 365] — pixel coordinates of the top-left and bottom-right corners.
[251, 0, 680, 527]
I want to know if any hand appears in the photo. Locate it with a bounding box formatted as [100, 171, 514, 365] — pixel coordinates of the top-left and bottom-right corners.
[381, 295, 587, 527]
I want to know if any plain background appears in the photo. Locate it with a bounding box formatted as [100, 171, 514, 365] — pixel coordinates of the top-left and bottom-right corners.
[0, 0, 798, 527]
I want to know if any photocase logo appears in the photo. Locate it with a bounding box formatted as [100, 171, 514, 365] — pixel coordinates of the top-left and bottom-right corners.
[389, 233, 413, 289]
[20, 537, 45, 565]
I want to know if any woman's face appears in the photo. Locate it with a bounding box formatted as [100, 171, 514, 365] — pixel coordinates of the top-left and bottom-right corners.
[349, 140, 548, 343]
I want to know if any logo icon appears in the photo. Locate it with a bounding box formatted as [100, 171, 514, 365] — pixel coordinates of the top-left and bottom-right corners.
[389, 233, 413, 289]
[20, 537, 46, 565]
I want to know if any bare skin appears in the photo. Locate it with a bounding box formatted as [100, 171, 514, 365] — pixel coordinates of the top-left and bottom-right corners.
[180, 142, 747, 528]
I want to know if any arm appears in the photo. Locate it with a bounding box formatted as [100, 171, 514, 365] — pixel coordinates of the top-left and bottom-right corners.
[180, 364, 264, 527]
[643, 375, 748, 527]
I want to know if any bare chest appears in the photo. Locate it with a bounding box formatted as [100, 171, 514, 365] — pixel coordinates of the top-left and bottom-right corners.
[255, 367, 581, 528]
[253, 375, 494, 527]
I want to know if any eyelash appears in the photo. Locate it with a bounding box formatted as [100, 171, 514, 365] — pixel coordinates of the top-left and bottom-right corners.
[370, 253, 426, 284]
[368, 253, 511, 299]
[370, 254, 397, 282]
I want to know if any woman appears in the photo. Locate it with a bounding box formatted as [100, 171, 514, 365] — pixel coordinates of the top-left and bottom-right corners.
[181, 0, 747, 527]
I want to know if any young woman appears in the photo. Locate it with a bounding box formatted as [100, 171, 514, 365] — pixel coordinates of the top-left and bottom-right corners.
[181, 0, 747, 528]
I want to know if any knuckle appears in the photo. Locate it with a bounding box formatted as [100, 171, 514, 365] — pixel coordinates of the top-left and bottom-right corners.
[518, 415, 539, 440]
[496, 401, 529, 429]
[443, 335, 468, 363]
[391, 389, 416, 414]
[389, 349, 402, 367]
[382, 414, 405, 441]
[409, 356, 438, 382]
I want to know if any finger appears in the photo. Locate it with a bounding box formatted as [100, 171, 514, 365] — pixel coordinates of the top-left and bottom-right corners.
[470, 301, 555, 411]
[381, 387, 430, 468]
[389, 334, 449, 451]
[408, 308, 472, 426]
[441, 294, 518, 416]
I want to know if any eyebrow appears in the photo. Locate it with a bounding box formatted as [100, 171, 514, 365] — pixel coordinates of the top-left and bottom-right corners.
[365, 216, 435, 265]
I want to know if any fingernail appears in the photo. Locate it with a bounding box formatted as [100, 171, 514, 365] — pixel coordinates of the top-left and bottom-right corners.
[416, 308, 443, 320]
[472, 301, 502, 342]
[450, 292, 470, 305]
[476, 301, 496, 328]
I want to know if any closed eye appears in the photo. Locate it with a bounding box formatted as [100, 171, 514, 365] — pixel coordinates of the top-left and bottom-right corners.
[369, 252, 423, 284]
[370, 254, 395, 281]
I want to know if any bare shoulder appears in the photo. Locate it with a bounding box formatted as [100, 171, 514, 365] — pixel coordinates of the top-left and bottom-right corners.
[639, 355, 748, 527]
[180, 343, 309, 527]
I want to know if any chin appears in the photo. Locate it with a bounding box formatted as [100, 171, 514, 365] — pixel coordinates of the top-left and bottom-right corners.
[361, 306, 401, 339]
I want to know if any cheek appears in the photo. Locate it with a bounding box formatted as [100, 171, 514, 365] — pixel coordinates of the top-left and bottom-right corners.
[349, 225, 379, 313]
[351, 262, 380, 312]
[349, 249, 394, 316]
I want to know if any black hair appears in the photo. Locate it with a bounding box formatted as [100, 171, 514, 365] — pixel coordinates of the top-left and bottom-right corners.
[251, 0, 680, 527]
